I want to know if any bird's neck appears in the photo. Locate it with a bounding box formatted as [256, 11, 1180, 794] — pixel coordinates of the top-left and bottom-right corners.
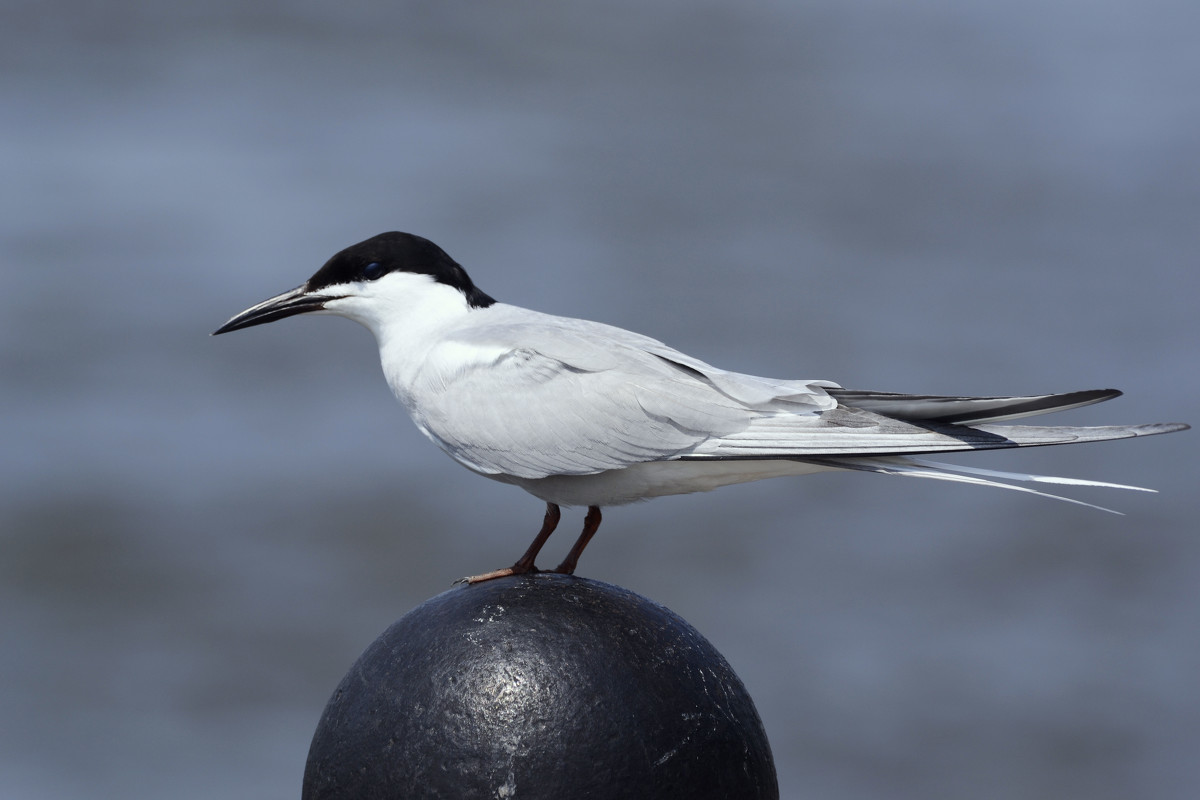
[371, 294, 491, 411]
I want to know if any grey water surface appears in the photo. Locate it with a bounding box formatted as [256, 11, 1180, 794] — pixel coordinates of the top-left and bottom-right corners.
[3, 2, 1197, 798]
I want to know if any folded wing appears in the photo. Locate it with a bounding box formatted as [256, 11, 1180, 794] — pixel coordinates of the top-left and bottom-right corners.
[411, 309, 1188, 509]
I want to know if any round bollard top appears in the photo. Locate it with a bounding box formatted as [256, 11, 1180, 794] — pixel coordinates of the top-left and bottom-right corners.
[302, 573, 777, 800]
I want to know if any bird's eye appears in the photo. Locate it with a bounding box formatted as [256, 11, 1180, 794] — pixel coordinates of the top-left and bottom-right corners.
[362, 261, 385, 281]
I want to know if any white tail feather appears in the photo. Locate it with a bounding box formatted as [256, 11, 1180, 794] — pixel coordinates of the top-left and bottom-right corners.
[817, 456, 1158, 514]
[901, 458, 1156, 493]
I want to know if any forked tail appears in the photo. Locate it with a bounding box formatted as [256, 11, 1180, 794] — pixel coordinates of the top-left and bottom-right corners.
[798, 454, 1156, 514]
[800, 388, 1188, 512]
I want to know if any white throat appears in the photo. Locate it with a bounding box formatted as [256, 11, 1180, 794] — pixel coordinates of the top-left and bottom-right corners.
[321, 271, 489, 411]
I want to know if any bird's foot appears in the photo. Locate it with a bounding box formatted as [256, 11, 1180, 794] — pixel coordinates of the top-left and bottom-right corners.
[456, 563, 540, 585]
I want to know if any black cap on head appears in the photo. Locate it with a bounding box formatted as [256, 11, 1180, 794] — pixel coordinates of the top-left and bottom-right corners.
[307, 232, 495, 308]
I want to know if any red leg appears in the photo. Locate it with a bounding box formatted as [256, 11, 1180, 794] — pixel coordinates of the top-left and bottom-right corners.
[465, 503, 561, 584]
[553, 506, 602, 576]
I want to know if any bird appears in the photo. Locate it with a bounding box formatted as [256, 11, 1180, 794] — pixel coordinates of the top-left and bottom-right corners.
[214, 232, 1188, 582]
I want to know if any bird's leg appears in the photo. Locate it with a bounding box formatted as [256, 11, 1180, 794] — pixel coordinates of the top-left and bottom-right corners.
[464, 503, 561, 584]
[552, 506, 602, 576]
[511, 502, 562, 574]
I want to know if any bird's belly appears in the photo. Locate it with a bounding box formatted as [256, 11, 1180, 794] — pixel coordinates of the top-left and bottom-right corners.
[491, 459, 839, 507]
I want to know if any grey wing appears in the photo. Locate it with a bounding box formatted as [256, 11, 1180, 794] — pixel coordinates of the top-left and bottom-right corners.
[410, 309, 1184, 479]
[822, 387, 1122, 424]
[411, 312, 841, 479]
[683, 389, 1183, 459]
[410, 330, 746, 479]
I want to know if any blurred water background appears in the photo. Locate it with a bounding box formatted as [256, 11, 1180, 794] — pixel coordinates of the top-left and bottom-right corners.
[2, 2, 1197, 798]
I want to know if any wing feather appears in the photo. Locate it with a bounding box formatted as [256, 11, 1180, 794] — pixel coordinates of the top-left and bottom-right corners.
[826, 388, 1121, 424]
[405, 310, 835, 479]
[399, 306, 1187, 484]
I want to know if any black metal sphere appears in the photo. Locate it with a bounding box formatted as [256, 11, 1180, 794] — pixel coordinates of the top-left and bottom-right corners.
[302, 573, 777, 799]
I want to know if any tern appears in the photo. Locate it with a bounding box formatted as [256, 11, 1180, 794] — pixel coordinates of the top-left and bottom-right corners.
[214, 232, 1188, 581]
